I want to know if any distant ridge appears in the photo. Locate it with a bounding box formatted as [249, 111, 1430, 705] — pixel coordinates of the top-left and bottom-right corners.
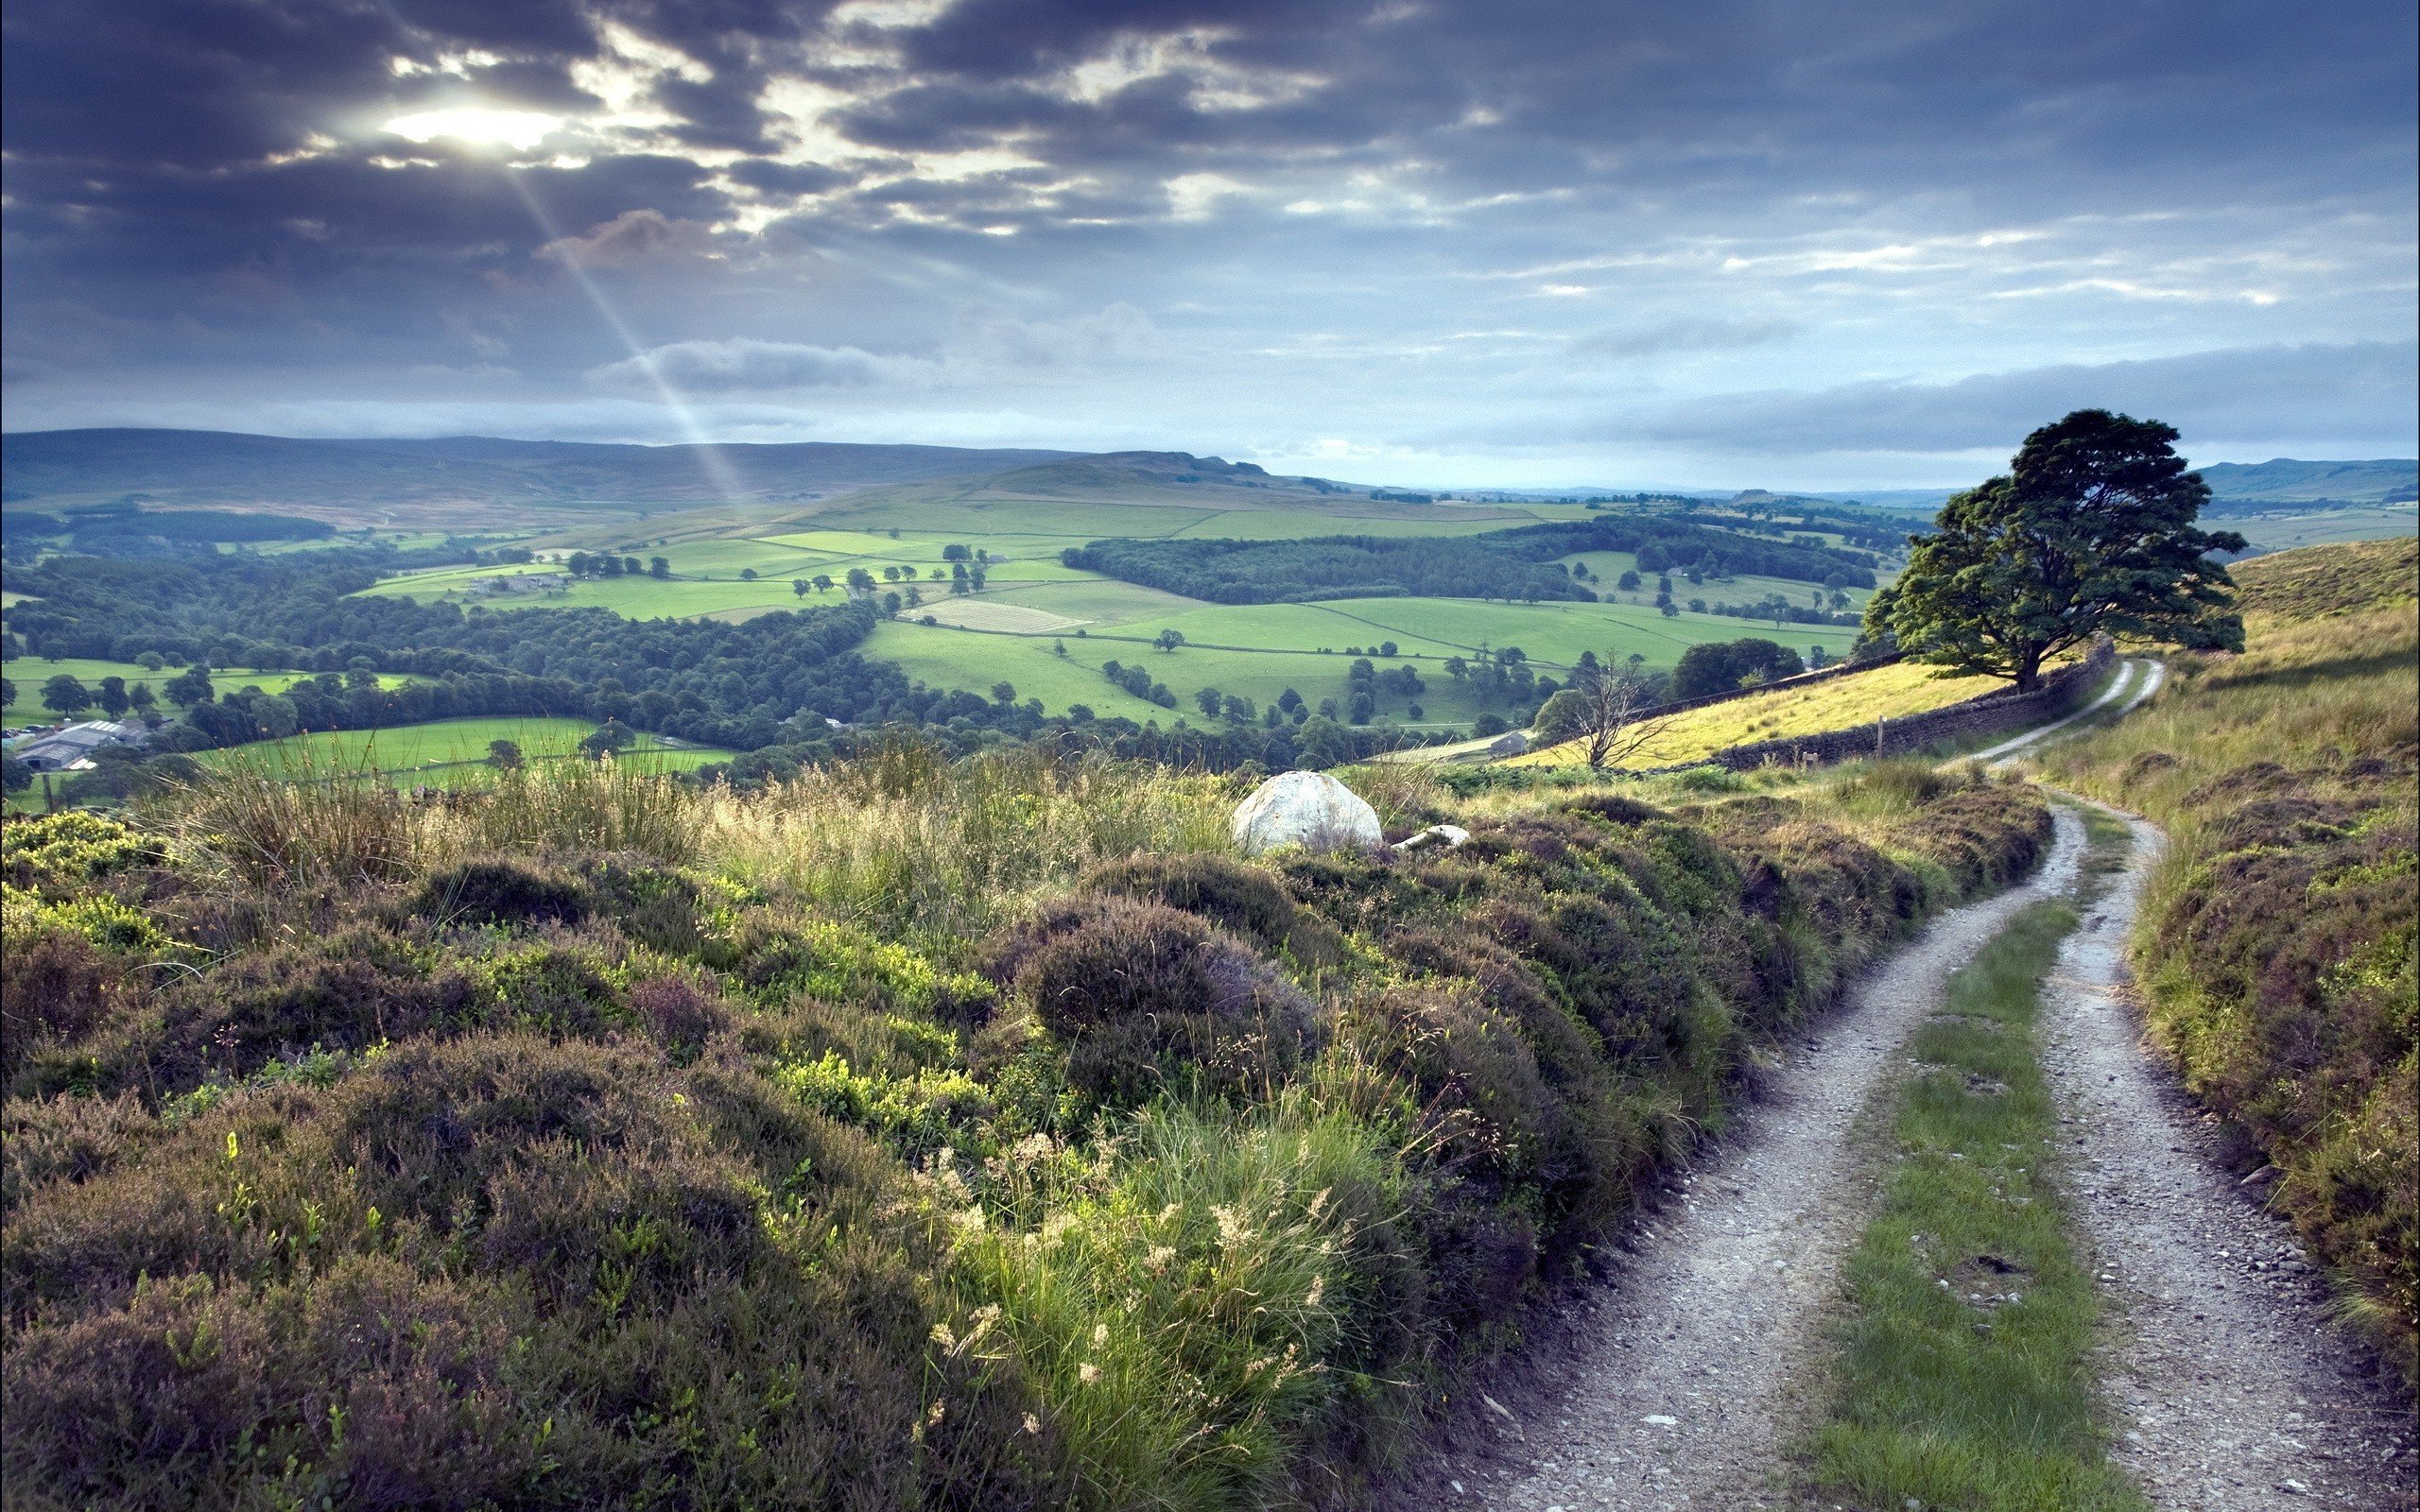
[2191, 457, 2416, 505]
[0, 428, 1086, 517]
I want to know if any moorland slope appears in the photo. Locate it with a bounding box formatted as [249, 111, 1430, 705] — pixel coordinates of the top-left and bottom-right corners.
[3, 748, 2048, 1508]
[2043, 535, 2419, 1372]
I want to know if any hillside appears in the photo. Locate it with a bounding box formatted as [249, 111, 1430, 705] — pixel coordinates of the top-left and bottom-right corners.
[2041, 536, 2419, 1372]
[0, 746, 2051, 1506]
[0, 429, 1085, 526]
[2195, 457, 2418, 505]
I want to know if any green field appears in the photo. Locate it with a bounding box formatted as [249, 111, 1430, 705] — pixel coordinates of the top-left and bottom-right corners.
[3, 658, 416, 725]
[197, 717, 735, 782]
[349, 499, 1878, 726]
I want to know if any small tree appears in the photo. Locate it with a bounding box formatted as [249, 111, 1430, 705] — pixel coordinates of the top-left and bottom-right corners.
[1868, 409, 2247, 691]
[992, 681, 1017, 704]
[1195, 686, 1223, 717]
[41, 674, 93, 717]
[1572, 673, 1675, 771]
[486, 739, 526, 770]
[649, 557, 671, 578]
[96, 677, 130, 719]
[579, 721, 636, 758]
[1154, 629, 1184, 653]
[793, 579, 810, 599]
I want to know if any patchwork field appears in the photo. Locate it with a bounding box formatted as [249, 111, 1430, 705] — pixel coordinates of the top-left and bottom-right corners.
[352, 498, 1886, 727]
[2222, 505, 2420, 554]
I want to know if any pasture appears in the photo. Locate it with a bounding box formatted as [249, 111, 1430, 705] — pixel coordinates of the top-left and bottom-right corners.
[1508, 657, 2031, 767]
[197, 716, 734, 782]
[352, 498, 1886, 726]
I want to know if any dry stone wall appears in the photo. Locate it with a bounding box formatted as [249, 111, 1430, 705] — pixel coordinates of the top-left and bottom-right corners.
[1710, 641, 2116, 771]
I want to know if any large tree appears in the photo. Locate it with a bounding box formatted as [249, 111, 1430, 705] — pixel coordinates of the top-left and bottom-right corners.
[1867, 410, 2247, 691]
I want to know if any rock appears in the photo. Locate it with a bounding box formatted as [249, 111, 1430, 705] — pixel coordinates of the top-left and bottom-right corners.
[1393, 823, 1470, 852]
[1231, 770, 1383, 854]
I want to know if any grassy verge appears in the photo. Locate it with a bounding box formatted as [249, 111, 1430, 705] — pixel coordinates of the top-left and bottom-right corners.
[1805, 825, 2147, 1511]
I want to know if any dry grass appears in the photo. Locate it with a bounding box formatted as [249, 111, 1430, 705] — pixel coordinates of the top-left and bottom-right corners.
[1507, 659, 2024, 769]
[689, 742, 1237, 949]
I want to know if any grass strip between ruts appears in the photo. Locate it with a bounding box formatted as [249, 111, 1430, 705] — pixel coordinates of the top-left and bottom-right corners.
[1803, 816, 2149, 1511]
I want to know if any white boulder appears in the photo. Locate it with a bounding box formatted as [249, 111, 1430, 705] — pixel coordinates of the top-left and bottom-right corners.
[1393, 823, 1470, 852]
[1232, 770, 1384, 854]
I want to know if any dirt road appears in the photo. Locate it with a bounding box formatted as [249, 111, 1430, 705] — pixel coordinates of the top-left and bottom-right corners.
[1383, 802, 2415, 1510]
[1383, 810, 2088, 1511]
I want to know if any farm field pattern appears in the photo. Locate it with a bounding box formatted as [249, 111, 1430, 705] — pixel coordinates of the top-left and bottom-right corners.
[356, 499, 1874, 727]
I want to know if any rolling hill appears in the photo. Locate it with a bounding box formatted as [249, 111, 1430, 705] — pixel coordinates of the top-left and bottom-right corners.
[2195, 457, 2417, 505]
[0, 429, 1087, 526]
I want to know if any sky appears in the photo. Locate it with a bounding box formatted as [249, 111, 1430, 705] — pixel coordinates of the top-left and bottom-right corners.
[3, 0, 2414, 490]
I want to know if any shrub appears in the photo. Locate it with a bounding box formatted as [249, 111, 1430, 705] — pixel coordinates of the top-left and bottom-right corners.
[58, 926, 475, 1100]
[0, 926, 121, 1091]
[409, 855, 594, 928]
[1082, 851, 1347, 971]
[986, 899, 1316, 1111]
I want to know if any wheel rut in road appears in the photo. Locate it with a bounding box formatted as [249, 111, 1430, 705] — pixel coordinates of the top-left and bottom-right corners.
[2039, 809, 2417, 1511]
[1382, 810, 2088, 1511]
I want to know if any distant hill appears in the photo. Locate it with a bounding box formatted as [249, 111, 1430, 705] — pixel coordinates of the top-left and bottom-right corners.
[0, 428, 1087, 526]
[789, 451, 1532, 534]
[2193, 457, 2417, 506]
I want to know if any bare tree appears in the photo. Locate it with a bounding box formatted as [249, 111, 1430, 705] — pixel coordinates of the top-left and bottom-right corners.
[1578, 673, 1677, 771]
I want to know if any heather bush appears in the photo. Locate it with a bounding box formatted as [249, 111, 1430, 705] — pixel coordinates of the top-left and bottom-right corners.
[986, 898, 1317, 1112]
[1, 730, 2056, 1506]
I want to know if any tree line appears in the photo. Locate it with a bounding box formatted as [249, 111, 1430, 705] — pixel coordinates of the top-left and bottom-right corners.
[1061, 513, 1876, 605]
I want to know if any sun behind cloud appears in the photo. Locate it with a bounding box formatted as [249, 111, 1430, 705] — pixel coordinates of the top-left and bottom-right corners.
[385, 108, 563, 152]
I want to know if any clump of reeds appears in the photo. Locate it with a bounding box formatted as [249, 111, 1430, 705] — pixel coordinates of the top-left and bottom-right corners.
[421, 755, 699, 865]
[153, 749, 413, 890]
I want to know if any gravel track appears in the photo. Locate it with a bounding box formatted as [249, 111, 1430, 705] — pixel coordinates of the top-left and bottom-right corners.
[1382, 810, 2088, 1511]
[1382, 798, 2415, 1512]
[2038, 808, 2417, 1511]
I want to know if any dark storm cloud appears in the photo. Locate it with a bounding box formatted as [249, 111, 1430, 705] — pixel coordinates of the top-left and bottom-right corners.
[1617, 342, 2420, 455]
[1, 0, 2411, 476]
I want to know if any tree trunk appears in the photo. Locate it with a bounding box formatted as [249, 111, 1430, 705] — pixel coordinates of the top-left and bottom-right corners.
[2014, 646, 2044, 693]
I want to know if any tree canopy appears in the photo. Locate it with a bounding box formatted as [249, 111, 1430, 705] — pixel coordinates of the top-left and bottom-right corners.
[1866, 410, 2248, 690]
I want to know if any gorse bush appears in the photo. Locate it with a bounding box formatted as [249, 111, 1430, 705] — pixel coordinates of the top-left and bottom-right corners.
[2, 735, 2051, 1508]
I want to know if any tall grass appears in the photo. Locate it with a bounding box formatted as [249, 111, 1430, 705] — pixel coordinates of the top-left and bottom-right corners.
[152, 749, 414, 889]
[154, 738, 1235, 952]
[419, 754, 700, 864]
[695, 741, 1236, 947]
[945, 1098, 1406, 1509]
